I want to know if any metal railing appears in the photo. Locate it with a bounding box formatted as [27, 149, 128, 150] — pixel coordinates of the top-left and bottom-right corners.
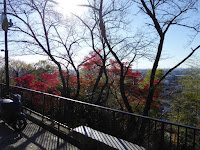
[1, 83, 200, 150]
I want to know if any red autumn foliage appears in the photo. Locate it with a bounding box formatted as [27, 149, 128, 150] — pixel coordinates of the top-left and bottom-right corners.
[108, 59, 162, 111]
[80, 50, 104, 94]
[82, 49, 103, 70]
[14, 73, 61, 113]
[14, 74, 36, 88]
[81, 50, 103, 81]
[13, 50, 162, 114]
[81, 51, 162, 112]
[14, 72, 60, 95]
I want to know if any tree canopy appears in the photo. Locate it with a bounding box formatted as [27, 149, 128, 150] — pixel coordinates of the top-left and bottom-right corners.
[169, 66, 200, 127]
[0, 0, 199, 119]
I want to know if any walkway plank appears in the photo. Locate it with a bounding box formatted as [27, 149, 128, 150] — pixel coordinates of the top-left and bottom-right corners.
[74, 126, 145, 150]
[0, 120, 79, 150]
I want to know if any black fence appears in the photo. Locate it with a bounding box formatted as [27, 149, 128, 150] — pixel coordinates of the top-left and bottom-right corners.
[1, 83, 200, 150]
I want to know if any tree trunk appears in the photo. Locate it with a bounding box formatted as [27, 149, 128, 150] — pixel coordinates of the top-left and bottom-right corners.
[120, 65, 133, 113]
[91, 66, 104, 102]
[74, 69, 80, 99]
[143, 36, 164, 116]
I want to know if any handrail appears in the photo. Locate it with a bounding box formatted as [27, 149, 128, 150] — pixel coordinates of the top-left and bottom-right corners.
[9, 84, 200, 131]
[1, 83, 200, 150]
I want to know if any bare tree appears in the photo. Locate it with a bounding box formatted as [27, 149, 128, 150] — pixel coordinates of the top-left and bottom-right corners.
[74, 7, 111, 104]
[129, 0, 200, 143]
[9, 60, 35, 77]
[135, 0, 200, 117]
[83, 0, 150, 111]
[7, 0, 84, 97]
[51, 20, 85, 99]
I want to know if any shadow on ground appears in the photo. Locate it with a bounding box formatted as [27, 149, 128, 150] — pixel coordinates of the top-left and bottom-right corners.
[0, 120, 79, 150]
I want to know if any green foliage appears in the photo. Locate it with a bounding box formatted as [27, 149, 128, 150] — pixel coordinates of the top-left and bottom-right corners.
[0, 59, 56, 85]
[33, 60, 56, 77]
[169, 67, 200, 127]
[9, 60, 34, 77]
[140, 69, 164, 88]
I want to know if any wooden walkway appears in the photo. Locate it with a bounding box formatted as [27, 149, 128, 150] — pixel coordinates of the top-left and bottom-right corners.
[74, 126, 145, 150]
[0, 120, 79, 150]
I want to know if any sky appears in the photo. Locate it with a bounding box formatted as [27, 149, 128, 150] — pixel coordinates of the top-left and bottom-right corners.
[0, 0, 200, 69]
[143, 25, 200, 69]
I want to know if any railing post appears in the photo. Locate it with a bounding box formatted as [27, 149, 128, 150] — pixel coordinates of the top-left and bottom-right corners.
[193, 129, 196, 150]
[42, 94, 46, 118]
[58, 97, 62, 122]
[148, 119, 150, 149]
[57, 123, 60, 148]
[30, 92, 33, 110]
[64, 100, 66, 123]
[177, 126, 179, 149]
[20, 89, 23, 99]
[112, 111, 116, 134]
[184, 128, 187, 149]
[50, 96, 53, 118]
[159, 122, 164, 149]
[170, 124, 172, 150]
